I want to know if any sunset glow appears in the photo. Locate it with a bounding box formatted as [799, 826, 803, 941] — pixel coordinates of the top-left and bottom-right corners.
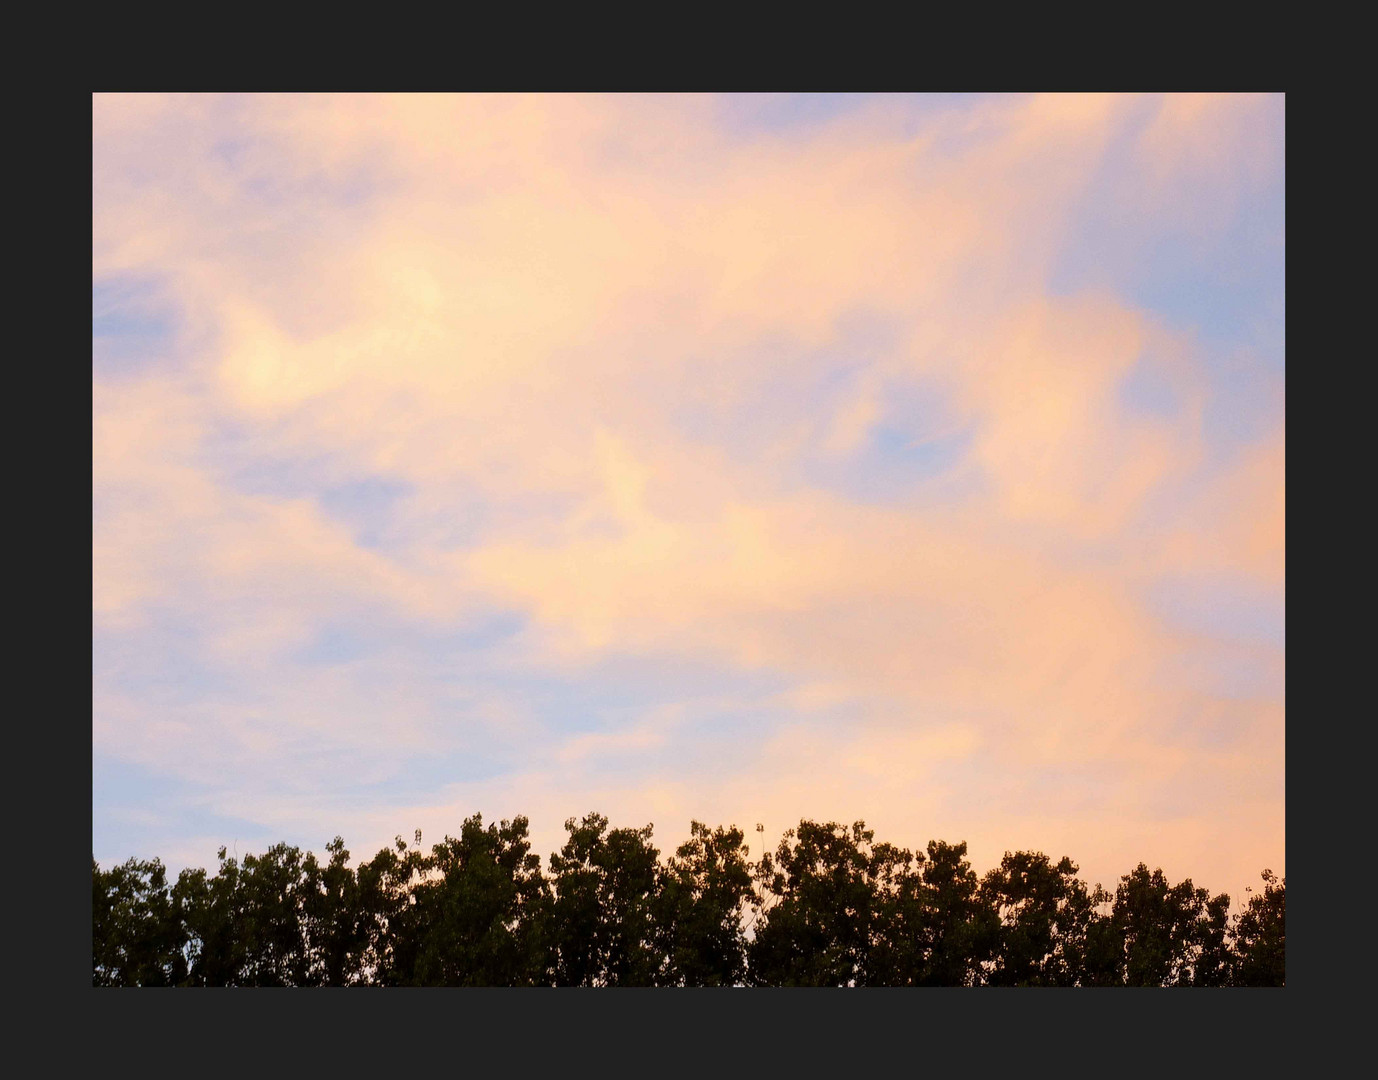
[93, 93, 1284, 900]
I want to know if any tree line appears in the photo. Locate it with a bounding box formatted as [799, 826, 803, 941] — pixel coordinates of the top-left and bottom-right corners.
[93, 813, 1284, 986]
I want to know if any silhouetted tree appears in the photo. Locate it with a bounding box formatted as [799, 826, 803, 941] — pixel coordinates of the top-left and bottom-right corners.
[1111, 863, 1232, 986]
[176, 854, 241, 985]
[300, 837, 368, 985]
[405, 814, 550, 986]
[93, 813, 1282, 987]
[1231, 869, 1284, 986]
[93, 857, 188, 986]
[241, 843, 315, 985]
[980, 851, 1111, 986]
[653, 821, 754, 985]
[748, 820, 918, 986]
[175, 843, 316, 986]
[912, 839, 1000, 985]
[547, 813, 661, 986]
[353, 832, 429, 985]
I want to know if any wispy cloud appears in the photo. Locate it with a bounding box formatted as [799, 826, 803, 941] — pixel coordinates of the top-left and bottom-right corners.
[93, 93, 1283, 897]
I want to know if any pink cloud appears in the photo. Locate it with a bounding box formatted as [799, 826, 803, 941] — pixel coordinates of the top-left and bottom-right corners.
[93, 94, 1283, 898]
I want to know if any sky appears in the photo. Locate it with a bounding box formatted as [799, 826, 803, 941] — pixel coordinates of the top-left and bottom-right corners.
[93, 93, 1284, 901]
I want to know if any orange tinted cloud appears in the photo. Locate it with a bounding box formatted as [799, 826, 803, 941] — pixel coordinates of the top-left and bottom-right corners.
[93, 94, 1283, 897]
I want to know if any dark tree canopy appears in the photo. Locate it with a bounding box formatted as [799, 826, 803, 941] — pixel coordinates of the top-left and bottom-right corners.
[547, 813, 661, 986]
[92, 813, 1283, 987]
[655, 821, 754, 986]
[1111, 863, 1234, 987]
[748, 820, 897, 986]
[402, 815, 549, 986]
[980, 851, 1112, 987]
[93, 857, 187, 987]
[1232, 869, 1285, 987]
